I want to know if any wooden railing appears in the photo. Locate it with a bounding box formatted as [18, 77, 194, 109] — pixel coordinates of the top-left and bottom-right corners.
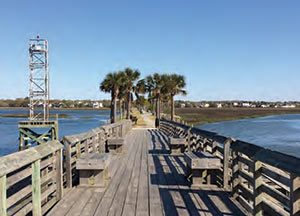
[0, 120, 132, 215]
[0, 141, 63, 216]
[160, 119, 300, 216]
[63, 120, 132, 188]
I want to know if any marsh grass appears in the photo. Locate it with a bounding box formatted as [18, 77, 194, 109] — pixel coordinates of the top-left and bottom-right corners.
[176, 108, 300, 125]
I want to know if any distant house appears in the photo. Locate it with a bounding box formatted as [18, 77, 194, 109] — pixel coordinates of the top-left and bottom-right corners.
[282, 104, 296, 108]
[242, 103, 251, 107]
[204, 103, 210, 108]
[93, 102, 103, 109]
[217, 103, 223, 108]
[261, 104, 269, 108]
[180, 103, 186, 108]
[233, 102, 239, 107]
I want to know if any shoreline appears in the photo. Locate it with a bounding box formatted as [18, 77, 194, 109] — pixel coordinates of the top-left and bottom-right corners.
[175, 107, 300, 126]
[0, 107, 110, 111]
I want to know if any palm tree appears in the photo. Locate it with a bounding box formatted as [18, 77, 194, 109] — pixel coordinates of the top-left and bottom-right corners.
[123, 68, 140, 119]
[100, 72, 124, 123]
[163, 74, 187, 121]
[134, 79, 147, 112]
[145, 73, 166, 127]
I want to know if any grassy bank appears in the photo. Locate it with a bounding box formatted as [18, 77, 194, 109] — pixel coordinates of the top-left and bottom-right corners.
[176, 108, 300, 125]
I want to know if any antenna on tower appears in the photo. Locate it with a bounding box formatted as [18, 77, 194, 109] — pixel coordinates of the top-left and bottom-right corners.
[18, 36, 58, 150]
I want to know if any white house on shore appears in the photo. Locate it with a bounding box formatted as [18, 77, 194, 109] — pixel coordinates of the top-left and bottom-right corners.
[282, 104, 296, 108]
[93, 102, 103, 109]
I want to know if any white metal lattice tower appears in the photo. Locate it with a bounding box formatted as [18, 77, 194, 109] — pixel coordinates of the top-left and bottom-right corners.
[29, 35, 49, 121]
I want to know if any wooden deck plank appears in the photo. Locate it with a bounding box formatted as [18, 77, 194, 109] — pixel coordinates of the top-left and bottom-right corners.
[147, 131, 164, 216]
[47, 188, 85, 216]
[149, 130, 180, 216]
[65, 188, 94, 216]
[47, 128, 245, 216]
[80, 188, 105, 216]
[122, 130, 144, 216]
[136, 131, 150, 216]
[108, 131, 142, 216]
[154, 130, 190, 215]
[94, 132, 137, 215]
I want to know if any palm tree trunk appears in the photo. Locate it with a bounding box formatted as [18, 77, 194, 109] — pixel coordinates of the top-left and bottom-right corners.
[155, 96, 160, 119]
[155, 95, 160, 128]
[171, 95, 175, 121]
[126, 91, 131, 119]
[119, 99, 123, 119]
[110, 91, 115, 123]
[111, 89, 118, 123]
[123, 101, 126, 118]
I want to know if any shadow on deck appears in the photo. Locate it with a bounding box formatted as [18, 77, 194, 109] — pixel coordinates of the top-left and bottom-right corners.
[47, 129, 244, 216]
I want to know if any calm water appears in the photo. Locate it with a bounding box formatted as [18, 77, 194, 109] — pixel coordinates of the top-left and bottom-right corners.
[198, 114, 300, 158]
[0, 109, 110, 156]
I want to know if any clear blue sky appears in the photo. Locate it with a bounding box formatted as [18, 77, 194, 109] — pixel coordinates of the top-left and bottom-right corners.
[1, 0, 300, 101]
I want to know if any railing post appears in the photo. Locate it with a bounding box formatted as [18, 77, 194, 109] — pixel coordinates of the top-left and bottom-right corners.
[120, 124, 124, 138]
[187, 128, 191, 151]
[92, 135, 97, 152]
[231, 150, 240, 199]
[253, 160, 263, 216]
[32, 159, 41, 216]
[290, 173, 300, 216]
[0, 175, 7, 216]
[84, 139, 89, 153]
[223, 138, 232, 191]
[76, 142, 81, 158]
[55, 149, 63, 201]
[65, 141, 72, 188]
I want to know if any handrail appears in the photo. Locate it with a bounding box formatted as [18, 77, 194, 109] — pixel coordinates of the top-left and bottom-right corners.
[0, 141, 63, 216]
[0, 119, 133, 216]
[160, 118, 300, 216]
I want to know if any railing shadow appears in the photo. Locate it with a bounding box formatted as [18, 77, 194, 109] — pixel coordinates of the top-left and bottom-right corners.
[148, 129, 245, 216]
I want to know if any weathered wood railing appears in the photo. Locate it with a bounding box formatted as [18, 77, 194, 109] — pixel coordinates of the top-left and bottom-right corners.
[0, 141, 63, 216]
[160, 119, 300, 216]
[63, 120, 132, 188]
[0, 120, 132, 215]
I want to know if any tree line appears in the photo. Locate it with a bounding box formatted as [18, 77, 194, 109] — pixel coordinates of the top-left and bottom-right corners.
[100, 67, 186, 126]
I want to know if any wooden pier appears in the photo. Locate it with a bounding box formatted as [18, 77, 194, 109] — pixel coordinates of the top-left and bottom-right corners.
[0, 115, 300, 215]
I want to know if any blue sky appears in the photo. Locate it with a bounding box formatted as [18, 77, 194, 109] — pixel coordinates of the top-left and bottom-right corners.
[0, 0, 300, 101]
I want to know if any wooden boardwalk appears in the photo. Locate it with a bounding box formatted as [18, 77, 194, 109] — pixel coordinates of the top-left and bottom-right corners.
[47, 128, 244, 216]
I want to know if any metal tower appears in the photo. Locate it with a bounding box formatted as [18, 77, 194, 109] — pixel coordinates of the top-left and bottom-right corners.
[18, 36, 58, 150]
[29, 36, 49, 121]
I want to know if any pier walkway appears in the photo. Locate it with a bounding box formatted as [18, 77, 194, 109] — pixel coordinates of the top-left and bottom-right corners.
[2, 114, 300, 215]
[47, 115, 244, 216]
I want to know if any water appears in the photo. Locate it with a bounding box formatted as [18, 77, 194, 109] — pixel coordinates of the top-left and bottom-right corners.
[0, 108, 110, 156]
[198, 114, 300, 158]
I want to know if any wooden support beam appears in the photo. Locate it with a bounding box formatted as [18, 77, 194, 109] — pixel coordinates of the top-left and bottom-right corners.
[55, 149, 63, 201]
[187, 128, 191, 152]
[65, 141, 72, 188]
[76, 142, 81, 158]
[290, 173, 300, 216]
[253, 160, 263, 216]
[0, 175, 7, 216]
[223, 138, 231, 191]
[32, 159, 41, 216]
[84, 139, 89, 153]
[231, 150, 241, 199]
